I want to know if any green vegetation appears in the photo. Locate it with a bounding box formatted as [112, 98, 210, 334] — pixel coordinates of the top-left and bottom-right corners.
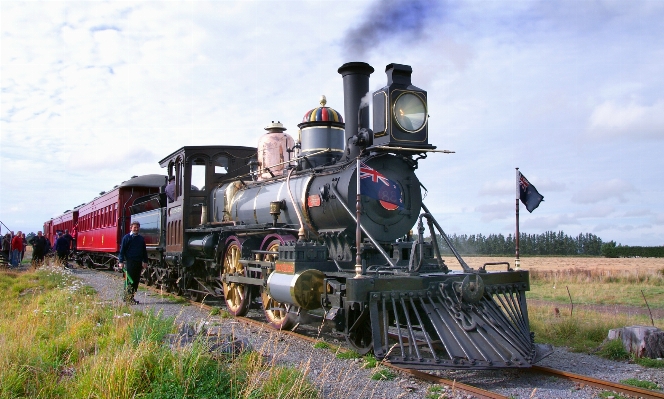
[335, 349, 360, 359]
[597, 339, 630, 361]
[602, 241, 664, 258]
[529, 300, 664, 354]
[620, 378, 659, 389]
[313, 340, 330, 350]
[361, 354, 378, 369]
[634, 357, 664, 368]
[430, 231, 604, 256]
[370, 367, 396, 381]
[0, 268, 318, 399]
[599, 392, 628, 399]
[426, 385, 445, 399]
[528, 267, 664, 362]
[529, 268, 664, 308]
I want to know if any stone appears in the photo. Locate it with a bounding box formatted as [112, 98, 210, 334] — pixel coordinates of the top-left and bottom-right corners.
[607, 325, 663, 358]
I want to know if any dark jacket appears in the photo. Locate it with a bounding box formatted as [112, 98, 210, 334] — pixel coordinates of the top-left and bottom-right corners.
[118, 233, 148, 263]
[55, 236, 70, 254]
[62, 233, 73, 249]
[30, 236, 48, 254]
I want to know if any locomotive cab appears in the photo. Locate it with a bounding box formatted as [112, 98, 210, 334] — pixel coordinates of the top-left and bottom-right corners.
[158, 146, 256, 258]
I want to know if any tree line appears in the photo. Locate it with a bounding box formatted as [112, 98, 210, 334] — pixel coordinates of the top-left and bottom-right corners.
[425, 231, 605, 256]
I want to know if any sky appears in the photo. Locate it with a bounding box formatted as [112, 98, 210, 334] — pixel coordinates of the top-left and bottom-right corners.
[1, 0, 663, 246]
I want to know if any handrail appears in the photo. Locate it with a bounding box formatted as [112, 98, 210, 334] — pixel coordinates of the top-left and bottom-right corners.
[421, 203, 473, 272]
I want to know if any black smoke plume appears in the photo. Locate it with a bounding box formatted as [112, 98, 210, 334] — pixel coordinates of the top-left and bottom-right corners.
[343, 0, 441, 57]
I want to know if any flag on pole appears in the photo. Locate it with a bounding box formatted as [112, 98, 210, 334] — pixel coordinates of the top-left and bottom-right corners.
[518, 172, 544, 213]
[360, 162, 404, 210]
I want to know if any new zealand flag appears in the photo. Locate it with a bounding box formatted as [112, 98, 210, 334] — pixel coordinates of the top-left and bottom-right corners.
[518, 172, 544, 213]
[360, 163, 404, 211]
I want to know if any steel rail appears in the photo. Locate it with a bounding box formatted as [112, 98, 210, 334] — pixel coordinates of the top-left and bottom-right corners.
[531, 365, 664, 399]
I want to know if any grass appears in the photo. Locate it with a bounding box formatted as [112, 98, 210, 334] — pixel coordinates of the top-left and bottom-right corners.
[634, 357, 664, 368]
[597, 339, 630, 360]
[335, 349, 361, 359]
[528, 268, 664, 308]
[313, 340, 330, 350]
[0, 266, 319, 399]
[370, 367, 396, 381]
[620, 378, 659, 389]
[527, 304, 664, 353]
[527, 267, 664, 358]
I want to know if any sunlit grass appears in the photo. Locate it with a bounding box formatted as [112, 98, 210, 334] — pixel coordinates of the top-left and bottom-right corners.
[0, 267, 319, 399]
[528, 268, 664, 308]
[529, 301, 664, 356]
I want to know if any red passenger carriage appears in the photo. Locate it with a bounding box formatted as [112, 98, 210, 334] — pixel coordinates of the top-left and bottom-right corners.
[52, 175, 165, 269]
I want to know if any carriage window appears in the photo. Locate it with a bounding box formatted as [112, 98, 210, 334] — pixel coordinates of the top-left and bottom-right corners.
[191, 158, 206, 191]
[213, 155, 229, 175]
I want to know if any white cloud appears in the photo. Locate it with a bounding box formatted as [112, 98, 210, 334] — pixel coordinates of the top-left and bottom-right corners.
[571, 179, 636, 204]
[588, 100, 664, 139]
[475, 201, 512, 222]
[574, 205, 615, 219]
[2, 0, 664, 248]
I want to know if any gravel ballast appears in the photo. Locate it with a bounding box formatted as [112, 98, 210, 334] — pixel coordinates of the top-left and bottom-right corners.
[48, 264, 664, 398]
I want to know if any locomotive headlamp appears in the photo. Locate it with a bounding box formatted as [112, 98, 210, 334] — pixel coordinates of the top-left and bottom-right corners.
[371, 63, 435, 150]
[393, 92, 427, 133]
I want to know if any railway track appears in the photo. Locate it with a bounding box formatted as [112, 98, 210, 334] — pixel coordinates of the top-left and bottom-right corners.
[97, 267, 664, 399]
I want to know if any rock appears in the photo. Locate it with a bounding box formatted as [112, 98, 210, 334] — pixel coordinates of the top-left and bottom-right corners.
[645, 331, 664, 358]
[608, 325, 663, 358]
[207, 336, 253, 356]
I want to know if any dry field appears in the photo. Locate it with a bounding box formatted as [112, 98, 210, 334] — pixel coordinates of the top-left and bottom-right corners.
[441, 256, 664, 273]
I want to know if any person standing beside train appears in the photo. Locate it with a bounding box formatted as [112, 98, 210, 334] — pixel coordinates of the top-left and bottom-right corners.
[30, 231, 48, 265]
[118, 222, 148, 305]
[55, 231, 70, 267]
[21, 233, 27, 263]
[2, 233, 11, 264]
[10, 230, 23, 268]
[63, 229, 73, 257]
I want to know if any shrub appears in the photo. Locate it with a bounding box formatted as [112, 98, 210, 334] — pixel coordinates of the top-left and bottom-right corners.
[597, 339, 629, 361]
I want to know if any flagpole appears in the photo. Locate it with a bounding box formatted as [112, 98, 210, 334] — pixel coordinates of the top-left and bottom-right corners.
[355, 156, 363, 278]
[515, 167, 521, 270]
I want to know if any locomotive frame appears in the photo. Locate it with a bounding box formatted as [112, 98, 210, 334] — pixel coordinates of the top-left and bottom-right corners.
[51, 61, 552, 370]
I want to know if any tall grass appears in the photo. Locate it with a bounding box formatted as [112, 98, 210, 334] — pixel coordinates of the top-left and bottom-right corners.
[528, 267, 664, 308]
[0, 268, 318, 399]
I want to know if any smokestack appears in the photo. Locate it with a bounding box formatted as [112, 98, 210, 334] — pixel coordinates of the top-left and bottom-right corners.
[338, 62, 374, 160]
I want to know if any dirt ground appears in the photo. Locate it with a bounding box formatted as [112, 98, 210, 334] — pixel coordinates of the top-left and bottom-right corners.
[441, 256, 664, 272]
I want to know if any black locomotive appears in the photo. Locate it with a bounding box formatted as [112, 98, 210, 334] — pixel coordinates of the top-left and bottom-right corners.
[121, 62, 551, 370]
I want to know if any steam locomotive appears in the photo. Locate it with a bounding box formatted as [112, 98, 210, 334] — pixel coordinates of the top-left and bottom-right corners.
[52, 62, 551, 370]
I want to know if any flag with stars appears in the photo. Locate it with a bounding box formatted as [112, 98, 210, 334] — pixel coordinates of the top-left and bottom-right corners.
[360, 162, 404, 211]
[518, 172, 544, 213]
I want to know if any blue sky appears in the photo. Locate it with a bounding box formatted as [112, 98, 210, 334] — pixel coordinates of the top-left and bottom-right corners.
[1, 0, 663, 246]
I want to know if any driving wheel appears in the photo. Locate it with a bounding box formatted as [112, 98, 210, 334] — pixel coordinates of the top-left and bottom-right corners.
[222, 240, 251, 316]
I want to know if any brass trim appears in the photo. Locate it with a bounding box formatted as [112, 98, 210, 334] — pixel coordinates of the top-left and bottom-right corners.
[391, 90, 428, 134]
[374, 90, 388, 137]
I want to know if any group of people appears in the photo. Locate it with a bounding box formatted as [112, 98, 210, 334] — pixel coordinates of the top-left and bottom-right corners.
[1, 231, 27, 268]
[3, 222, 146, 305]
[1, 228, 76, 269]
